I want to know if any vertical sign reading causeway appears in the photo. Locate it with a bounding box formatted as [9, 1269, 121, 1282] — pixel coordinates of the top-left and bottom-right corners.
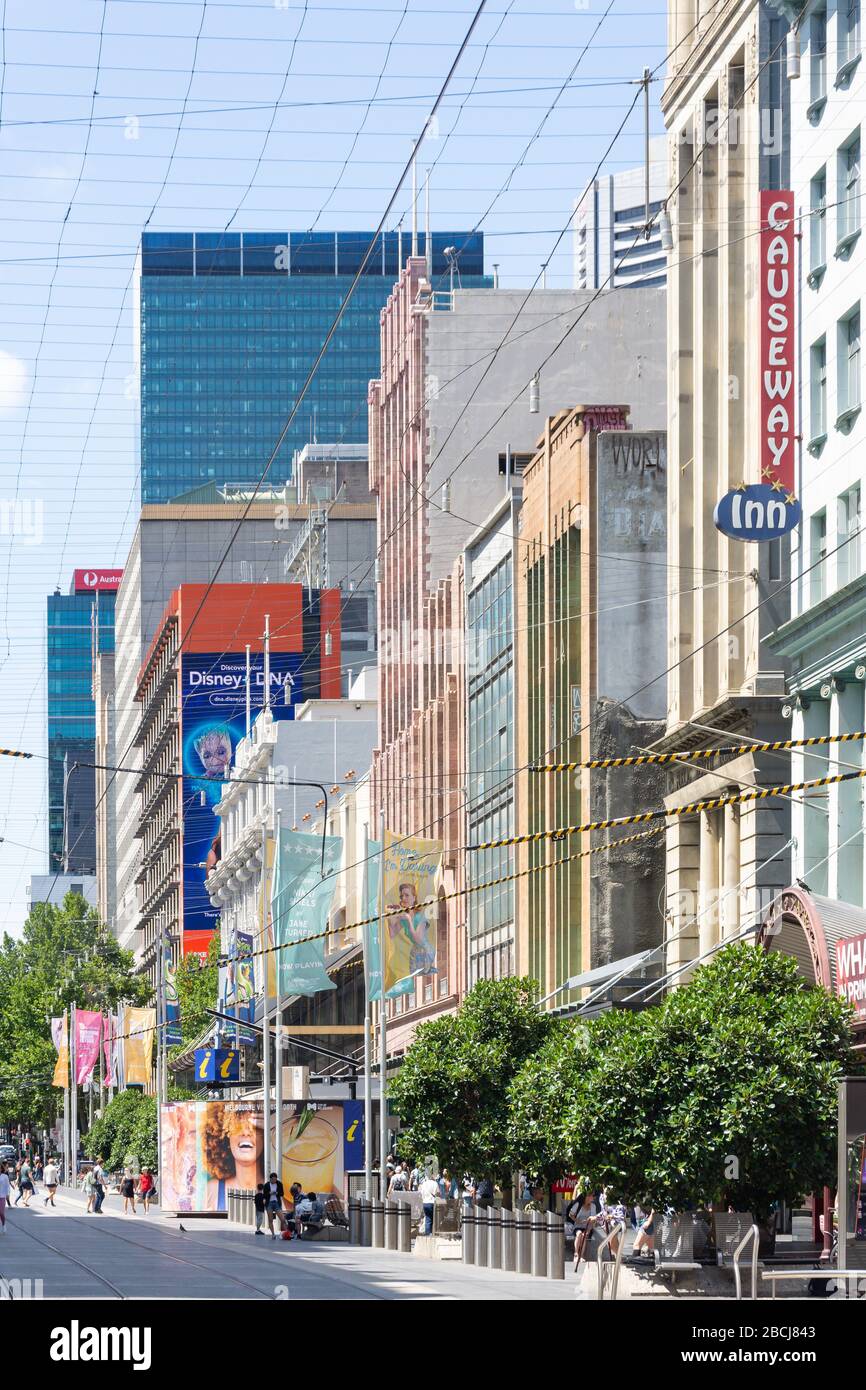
[714, 190, 800, 542]
[760, 189, 795, 496]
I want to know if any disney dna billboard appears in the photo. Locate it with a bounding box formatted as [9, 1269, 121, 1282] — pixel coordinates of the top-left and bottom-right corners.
[181, 650, 301, 943]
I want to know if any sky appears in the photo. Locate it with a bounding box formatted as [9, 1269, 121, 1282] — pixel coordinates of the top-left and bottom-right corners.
[0, 0, 667, 937]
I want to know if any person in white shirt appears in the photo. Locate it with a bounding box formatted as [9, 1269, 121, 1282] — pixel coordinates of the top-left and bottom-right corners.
[419, 1175, 439, 1235]
[0, 1164, 11, 1231]
[42, 1159, 59, 1207]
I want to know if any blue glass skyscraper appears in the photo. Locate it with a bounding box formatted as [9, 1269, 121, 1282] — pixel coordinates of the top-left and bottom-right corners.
[138, 231, 488, 503]
[47, 578, 117, 872]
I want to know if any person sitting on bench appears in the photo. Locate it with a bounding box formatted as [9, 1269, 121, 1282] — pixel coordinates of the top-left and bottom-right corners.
[295, 1191, 326, 1236]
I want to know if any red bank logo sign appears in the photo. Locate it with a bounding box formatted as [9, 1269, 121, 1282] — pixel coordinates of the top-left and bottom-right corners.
[760, 190, 795, 496]
[72, 568, 123, 594]
[836, 931, 866, 1021]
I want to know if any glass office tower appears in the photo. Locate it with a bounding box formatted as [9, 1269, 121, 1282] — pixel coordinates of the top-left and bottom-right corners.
[138, 230, 488, 503]
[47, 585, 116, 872]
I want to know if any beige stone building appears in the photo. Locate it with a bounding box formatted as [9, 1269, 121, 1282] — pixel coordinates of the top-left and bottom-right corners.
[515, 407, 668, 1004]
[660, 0, 794, 975]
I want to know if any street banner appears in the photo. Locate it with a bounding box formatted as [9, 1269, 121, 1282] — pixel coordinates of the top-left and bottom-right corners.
[102, 1013, 117, 1087]
[262, 831, 277, 1011]
[164, 945, 182, 1046]
[219, 928, 256, 1045]
[123, 1006, 156, 1087]
[271, 827, 342, 998]
[74, 1010, 103, 1086]
[381, 831, 442, 992]
[51, 1014, 68, 1089]
[362, 840, 412, 1001]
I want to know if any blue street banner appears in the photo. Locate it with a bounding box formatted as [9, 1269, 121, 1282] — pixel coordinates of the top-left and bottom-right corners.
[271, 827, 342, 997]
[220, 928, 257, 1045]
[362, 840, 412, 1001]
[180, 650, 301, 945]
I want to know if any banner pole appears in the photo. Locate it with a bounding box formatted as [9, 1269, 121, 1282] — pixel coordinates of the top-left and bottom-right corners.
[274, 808, 283, 1189]
[262, 817, 272, 1179]
[363, 839, 373, 1199]
[378, 808, 387, 1195]
[70, 1002, 77, 1184]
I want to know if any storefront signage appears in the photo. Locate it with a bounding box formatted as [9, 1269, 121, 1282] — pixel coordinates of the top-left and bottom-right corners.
[836, 931, 866, 1021]
[72, 568, 123, 593]
[715, 191, 798, 543]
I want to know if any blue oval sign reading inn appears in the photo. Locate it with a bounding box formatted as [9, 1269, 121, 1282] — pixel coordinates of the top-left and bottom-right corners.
[714, 484, 801, 542]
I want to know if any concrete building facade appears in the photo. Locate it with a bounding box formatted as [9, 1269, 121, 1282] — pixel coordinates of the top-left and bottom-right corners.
[368, 259, 666, 1051]
[573, 135, 669, 290]
[515, 409, 668, 1005]
[660, 0, 795, 978]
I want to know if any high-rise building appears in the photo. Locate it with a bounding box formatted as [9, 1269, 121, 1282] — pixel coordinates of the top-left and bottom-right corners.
[137, 230, 489, 503]
[573, 135, 669, 290]
[110, 492, 377, 956]
[46, 569, 122, 874]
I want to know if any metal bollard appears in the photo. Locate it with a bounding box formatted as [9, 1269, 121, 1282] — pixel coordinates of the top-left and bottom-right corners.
[515, 1208, 532, 1275]
[359, 1195, 371, 1247]
[501, 1206, 516, 1272]
[462, 1203, 476, 1265]
[228, 1189, 234, 1223]
[348, 1196, 360, 1244]
[384, 1199, 398, 1250]
[488, 1205, 502, 1270]
[475, 1206, 489, 1268]
[531, 1210, 546, 1277]
[546, 1210, 565, 1280]
[396, 1201, 412, 1253]
[371, 1198, 385, 1248]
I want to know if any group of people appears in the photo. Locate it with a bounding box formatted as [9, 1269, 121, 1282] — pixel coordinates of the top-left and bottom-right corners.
[564, 1188, 656, 1269]
[253, 1173, 326, 1240]
[81, 1159, 156, 1215]
[384, 1154, 493, 1236]
[0, 1155, 59, 1225]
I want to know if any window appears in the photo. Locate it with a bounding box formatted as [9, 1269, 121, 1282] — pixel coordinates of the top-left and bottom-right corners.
[845, 0, 862, 67]
[838, 307, 862, 419]
[838, 483, 862, 585]
[811, 7, 828, 104]
[811, 510, 828, 604]
[810, 170, 827, 274]
[810, 337, 827, 442]
[839, 134, 861, 245]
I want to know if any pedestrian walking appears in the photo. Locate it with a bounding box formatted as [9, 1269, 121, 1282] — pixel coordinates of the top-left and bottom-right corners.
[92, 1157, 106, 1213]
[461, 1176, 475, 1213]
[438, 1168, 457, 1200]
[120, 1167, 137, 1215]
[419, 1172, 439, 1235]
[262, 1171, 286, 1239]
[16, 1156, 34, 1207]
[82, 1167, 96, 1212]
[42, 1157, 59, 1207]
[138, 1167, 155, 1214]
[475, 1176, 494, 1210]
[387, 1161, 408, 1197]
[0, 1164, 10, 1232]
[253, 1183, 266, 1235]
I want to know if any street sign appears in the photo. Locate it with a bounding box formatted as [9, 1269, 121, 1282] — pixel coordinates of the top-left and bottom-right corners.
[194, 1048, 239, 1083]
[714, 484, 801, 542]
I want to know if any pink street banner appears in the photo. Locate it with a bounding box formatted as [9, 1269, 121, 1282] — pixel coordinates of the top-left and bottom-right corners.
[75, 1010, 103, 1086]
[103, 1013, 116, 1086]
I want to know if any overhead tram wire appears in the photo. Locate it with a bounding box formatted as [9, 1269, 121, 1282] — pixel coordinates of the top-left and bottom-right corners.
[0, 0, 109, 660]
[53, 0, 494, 911]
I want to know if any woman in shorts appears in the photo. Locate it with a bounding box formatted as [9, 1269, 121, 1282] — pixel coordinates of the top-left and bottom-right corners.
[120, 1167, 137, 1215]
[138, 1167, 154, 1214]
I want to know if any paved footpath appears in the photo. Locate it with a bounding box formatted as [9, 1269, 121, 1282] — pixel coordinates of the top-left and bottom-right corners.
[0, 1188, 577, 1301]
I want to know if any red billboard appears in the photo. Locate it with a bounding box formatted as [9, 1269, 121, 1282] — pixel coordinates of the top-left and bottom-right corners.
[72, 568, 124, 594]
[759, 190, 795, 497]
[836, 932, 866, 1022]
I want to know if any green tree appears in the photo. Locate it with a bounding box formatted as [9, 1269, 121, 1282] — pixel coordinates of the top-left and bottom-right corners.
[171, 932, 220, 1053]
[388, 977, 556, 1197]
[508, 944, 860, 1221]
[0, 892, 152, 1134]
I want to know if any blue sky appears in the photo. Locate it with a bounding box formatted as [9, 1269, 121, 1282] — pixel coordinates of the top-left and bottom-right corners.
[0, 0, 667, 936]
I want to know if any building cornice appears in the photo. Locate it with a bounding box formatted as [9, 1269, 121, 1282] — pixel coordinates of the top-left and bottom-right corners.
[767, 572, 866, 660]
[662, 0, 760, 120]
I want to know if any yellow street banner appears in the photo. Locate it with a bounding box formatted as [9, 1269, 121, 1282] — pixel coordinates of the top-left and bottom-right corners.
[381, 831, 442, 993]
[51, 1015, 68, 1089]
[123, 1006, 156, 1086]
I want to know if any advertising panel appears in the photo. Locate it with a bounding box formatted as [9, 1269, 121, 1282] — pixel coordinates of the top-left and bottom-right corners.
[180, 650, 300, 945]
[122, 1006, 156, 1087]
[381, 831, 442, 993]
[51, 1015, 68, 1089]
[74, 1010, 103, 1086]
[271, 827, 342, 998]
[836, 931, 866, 1022]
[72, 568, 123, 594]
[159, 1099, 364, 1213]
